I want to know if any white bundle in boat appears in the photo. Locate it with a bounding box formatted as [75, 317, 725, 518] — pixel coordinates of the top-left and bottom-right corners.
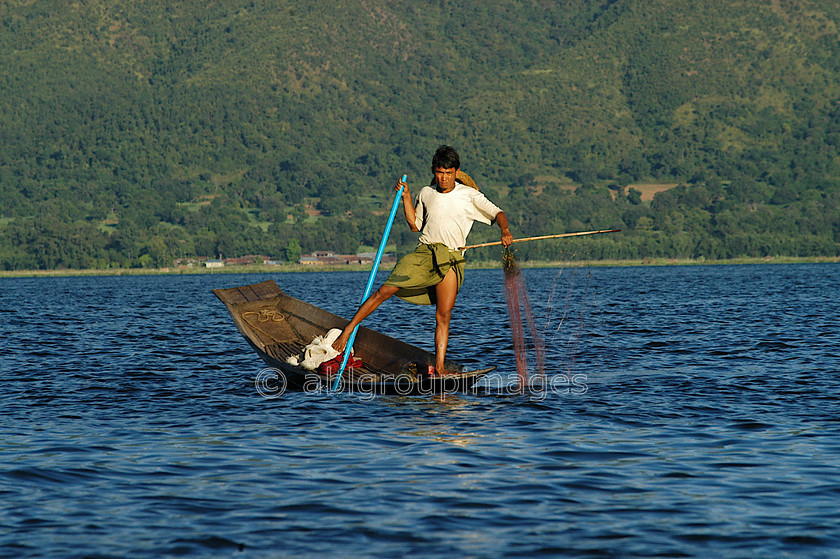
[286, 328, 350, 370]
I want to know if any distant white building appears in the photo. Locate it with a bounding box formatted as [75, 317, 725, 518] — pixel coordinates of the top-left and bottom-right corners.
[299, 252, 396, 266]
[204, 259, 224, 268]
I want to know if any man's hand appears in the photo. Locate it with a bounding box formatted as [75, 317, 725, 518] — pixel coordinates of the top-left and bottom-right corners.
[501, 228, 513, 247]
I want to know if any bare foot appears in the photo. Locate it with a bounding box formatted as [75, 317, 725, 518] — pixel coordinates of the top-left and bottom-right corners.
[332, 331, 349, 352]
[427, 365, 460, 377]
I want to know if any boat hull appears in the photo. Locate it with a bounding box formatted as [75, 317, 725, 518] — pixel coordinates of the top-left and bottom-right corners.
[214, 280, 494, 395]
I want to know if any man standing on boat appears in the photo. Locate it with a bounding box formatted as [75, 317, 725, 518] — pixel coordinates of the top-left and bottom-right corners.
[332, 145, 513, 376]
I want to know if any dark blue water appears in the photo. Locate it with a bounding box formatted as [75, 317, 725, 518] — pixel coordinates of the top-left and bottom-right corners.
[2, 264, 839, 558]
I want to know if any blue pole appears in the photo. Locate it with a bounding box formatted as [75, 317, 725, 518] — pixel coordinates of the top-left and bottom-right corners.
[332, 175, 407, 391]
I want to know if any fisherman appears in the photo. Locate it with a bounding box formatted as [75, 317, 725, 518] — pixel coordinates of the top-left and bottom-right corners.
[332, 145, 513, 376]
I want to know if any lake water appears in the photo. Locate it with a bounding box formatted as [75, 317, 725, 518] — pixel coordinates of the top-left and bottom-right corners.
[1, 263, 839, 558]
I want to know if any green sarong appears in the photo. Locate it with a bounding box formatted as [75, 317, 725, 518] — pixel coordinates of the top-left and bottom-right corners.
[384, 243, 465, 305]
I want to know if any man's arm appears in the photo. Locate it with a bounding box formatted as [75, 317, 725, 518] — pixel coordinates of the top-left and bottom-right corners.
[399, 178, 420, 232]
[494, 211, 514, 247]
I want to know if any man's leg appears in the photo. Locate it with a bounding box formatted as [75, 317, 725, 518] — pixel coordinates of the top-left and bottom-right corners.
[433, 269, 459, 373]
[332, 284, 400, 352]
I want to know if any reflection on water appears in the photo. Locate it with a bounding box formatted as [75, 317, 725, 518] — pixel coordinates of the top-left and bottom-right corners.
[406, 429, 482, 448]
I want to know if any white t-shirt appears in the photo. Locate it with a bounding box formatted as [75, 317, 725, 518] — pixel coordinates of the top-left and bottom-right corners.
[414, 183, 502, 251]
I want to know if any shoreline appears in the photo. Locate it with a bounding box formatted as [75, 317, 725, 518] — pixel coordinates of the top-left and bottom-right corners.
[1, 255, 837, 278]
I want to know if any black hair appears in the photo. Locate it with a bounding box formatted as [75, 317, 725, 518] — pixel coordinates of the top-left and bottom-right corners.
[431, 145, 460, 171]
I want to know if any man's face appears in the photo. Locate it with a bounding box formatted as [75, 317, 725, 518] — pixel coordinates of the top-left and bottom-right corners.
[434, 167, 458, 192]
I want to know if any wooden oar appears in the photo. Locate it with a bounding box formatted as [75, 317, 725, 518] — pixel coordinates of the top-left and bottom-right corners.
[459, 229, 620, 251]
[332, 174, 408, 391]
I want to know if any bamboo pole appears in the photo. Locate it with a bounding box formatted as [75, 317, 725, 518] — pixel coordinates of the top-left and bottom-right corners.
[459, 229, 621, 251]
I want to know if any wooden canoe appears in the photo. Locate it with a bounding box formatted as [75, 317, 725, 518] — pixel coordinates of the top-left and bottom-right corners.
[213, 280, 494, 395]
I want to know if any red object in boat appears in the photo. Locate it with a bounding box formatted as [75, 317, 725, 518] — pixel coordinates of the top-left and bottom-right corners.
[318, 354, 362, 375]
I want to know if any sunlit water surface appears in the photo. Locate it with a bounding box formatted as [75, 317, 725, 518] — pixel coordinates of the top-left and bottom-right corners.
[1, 263, 839, 557]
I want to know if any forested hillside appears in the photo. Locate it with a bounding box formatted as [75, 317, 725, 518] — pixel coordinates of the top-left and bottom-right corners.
[1, 0, 838, 269]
